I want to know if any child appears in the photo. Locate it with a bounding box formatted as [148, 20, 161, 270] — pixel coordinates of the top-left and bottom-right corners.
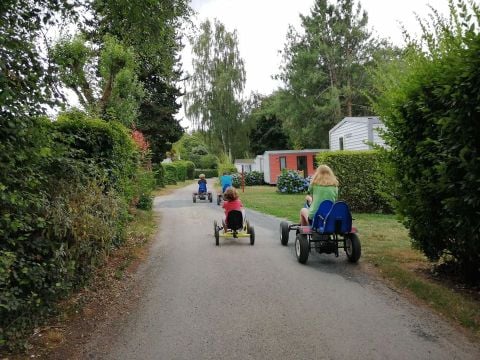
[300, 165, 338, 226]
[220, 172, 233, 193]
[222, 187, 245, 228]
[198, 173, 207, 193]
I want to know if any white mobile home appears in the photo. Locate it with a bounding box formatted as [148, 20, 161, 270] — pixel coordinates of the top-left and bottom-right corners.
[329, 116, 386, 151]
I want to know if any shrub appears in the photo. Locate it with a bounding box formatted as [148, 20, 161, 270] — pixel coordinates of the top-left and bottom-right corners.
[152, 163, 165, 187]
[316, 151, 393, 213]
[232, 173, 241, 188]
[218, 162, 237, 176]
[163, 163, 177, 185]
[184, 161, 195, 179]
[276, 170, 309, 194]
[133, 168, 155, 210]
[194, 169, 218, 178]
[171, 161, 187, 181]
[197, 154, 219, 169]
[245, 171, 264, 186]
[371, 1, 480, 280]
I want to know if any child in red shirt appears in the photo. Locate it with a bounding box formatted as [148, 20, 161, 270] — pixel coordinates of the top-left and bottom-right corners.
[222, 187, 245, 228]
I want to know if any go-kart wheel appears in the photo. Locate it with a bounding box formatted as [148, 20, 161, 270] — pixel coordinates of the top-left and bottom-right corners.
[193, 195, 196, 203]
[217, 195, 221, 206]
[280, 221, 289, 246]
[295, 233, 309, 264]
[208, 193, 212, 202]
[245, 220, 250, 232]
[214, 220, 219, 246]
[249, 225, 255, 245]
[345, 233, 361, 263]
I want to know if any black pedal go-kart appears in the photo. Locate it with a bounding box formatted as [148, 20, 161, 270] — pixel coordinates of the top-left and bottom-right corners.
[193, 190, 212, 203]
[280, 200, 361, 264]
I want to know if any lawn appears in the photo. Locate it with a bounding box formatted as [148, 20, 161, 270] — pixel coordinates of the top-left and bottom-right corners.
[238, 186, 480, 336]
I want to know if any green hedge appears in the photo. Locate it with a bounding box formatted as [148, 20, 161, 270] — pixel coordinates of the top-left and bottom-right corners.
[162, 163, 177, 185]
[0, 112, 149, 350]
[194, 169, 218, 178]
[153, 163, 165, 187]
[184, 161, 195, 179]
[171, 161, 187, 181]
[316, 151, 393, 213]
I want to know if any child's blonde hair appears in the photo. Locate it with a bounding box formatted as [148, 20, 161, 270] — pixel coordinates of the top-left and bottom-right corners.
[311, 165, 338, 186]
[199, 173, 205, 179]
[223, 187, 239, 201]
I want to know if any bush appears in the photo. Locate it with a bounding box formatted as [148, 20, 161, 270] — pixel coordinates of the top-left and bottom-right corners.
[316, 151, 393, 213]
[371, 2, 480, 280]
[184, 161, 195, 179]
[276, 170, 309, 194]
[162, 164, 177, 185]
[133, 168, 155, 210]
[197, 154, 219, 169]
[245, 171, 264, 186]
[218, 162, 237, 176]
[152, 163, 165, 187]
[194, 169, 218, 178]
[171, 161, 187, 181]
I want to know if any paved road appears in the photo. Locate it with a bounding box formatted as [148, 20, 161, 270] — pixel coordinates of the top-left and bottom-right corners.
[87, 182, 480, 359]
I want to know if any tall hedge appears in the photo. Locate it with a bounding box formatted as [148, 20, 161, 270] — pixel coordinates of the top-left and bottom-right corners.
[316, 151, 393, 213]
[194, 169, 218, 178]
[371, 2, 480, 280]
[162, 163, 177, 185]
[0, 113, 152, 350]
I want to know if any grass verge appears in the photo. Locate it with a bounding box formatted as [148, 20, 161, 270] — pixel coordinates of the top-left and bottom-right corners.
[240, 186, 480, 336]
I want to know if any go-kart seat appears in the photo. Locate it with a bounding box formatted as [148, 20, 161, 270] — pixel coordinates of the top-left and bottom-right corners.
[226, 210, 243, 231]
[198, 182, 207, 194]
[322, 201, 352, 234]
[311, 200, 334, 230]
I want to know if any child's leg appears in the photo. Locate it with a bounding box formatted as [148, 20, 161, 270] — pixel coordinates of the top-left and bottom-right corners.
[300, 208, 310, 226]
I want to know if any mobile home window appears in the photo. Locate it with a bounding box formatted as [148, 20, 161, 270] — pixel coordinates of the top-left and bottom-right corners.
[279, 156, 287, 170]
[339, 137, 344, 150]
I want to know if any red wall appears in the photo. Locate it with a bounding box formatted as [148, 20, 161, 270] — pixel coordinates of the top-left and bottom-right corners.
[269, 152, 318, 184]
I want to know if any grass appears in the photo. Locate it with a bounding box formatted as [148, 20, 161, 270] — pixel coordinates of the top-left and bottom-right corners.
[239, 186, 480, 336]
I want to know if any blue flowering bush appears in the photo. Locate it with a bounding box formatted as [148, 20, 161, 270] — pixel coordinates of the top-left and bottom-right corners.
[277, 170, 310, 194]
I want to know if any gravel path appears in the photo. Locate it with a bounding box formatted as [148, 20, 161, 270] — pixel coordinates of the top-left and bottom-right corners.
[85, 182, 480, 360]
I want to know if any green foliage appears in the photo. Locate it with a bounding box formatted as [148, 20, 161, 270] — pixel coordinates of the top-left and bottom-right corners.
[194, 169, 218, 178]
[171, 161, 187, 181]
[184, 161, 195, 179]
[276, 0, 392, 148]
[371, 0, 480, 279]
[185, 19, 246, 159]
[152, 163, 165, 187]
[198, 154, 219, 169]
[277, 170, 309, 194]
[316, 151, 392, 213]
[247, 94, 290, 155]
[162, 163, 177, 185]
[133, 168, 155, 210]
[231, 171, 264, 188]
[218, 161, 237, 176]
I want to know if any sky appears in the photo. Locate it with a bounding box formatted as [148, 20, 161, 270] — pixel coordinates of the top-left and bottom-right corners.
[178, 0, 451, 127]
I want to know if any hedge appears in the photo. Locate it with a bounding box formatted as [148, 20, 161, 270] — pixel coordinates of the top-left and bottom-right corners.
[153, 163, 165, 187]
[194, 169, 218, 178]
[162, 163, 177, 185]
[171, 161, 187, 181]
[0, 113, 151, 350]
[316, 151, 393, 213]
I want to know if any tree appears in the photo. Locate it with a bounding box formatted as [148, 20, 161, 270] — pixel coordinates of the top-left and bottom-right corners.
[88, 0, 192, 161]
[371, 0, 480, 281]
[247, 94, 290, 155]
[276, 0, 381, 148]
[184, 19, 246, 160]
[52, 35, 144, 127]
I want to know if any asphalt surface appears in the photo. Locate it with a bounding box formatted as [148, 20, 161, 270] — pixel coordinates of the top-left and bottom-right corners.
[86, 182, 480, 360]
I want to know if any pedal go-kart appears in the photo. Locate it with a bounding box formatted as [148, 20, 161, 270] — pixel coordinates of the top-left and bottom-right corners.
[280, 200, 361, 264]
[193, 182, 212, 203]
[214, 210, 255, 246]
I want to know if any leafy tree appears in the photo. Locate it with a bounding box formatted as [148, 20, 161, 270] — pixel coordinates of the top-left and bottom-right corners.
[248, 94, 290, 155]
[184, 19, 246, 160]
[52, 35, 144, 127]
[371, 0, 480, 281]
[277, 0, 382, 148]
[88, 0, 192, 161]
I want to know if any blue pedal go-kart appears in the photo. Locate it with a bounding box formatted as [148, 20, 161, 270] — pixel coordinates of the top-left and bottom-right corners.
[193, 182, 212, 203]
[280, 200, 361, 264]
[214, 210, 255, 246]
